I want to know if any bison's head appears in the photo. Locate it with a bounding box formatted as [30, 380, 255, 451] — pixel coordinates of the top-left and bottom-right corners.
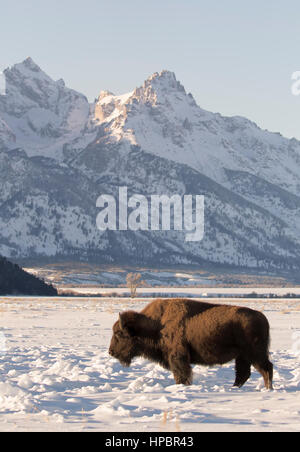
[109, 310, 160, 367]
[108, 313, 138, 366]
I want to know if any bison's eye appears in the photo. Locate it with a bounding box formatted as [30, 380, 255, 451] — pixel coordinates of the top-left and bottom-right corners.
[114, 331, 125, 340]
[116, 330, 129, 339]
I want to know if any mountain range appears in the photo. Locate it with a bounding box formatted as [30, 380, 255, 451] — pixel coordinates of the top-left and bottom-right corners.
[1, 57, 300, 274]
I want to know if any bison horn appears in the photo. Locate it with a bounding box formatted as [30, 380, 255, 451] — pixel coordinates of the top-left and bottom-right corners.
[119, 312, 125, 330]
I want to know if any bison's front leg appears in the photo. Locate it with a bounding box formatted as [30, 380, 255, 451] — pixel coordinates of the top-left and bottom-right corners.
[169, 349, 192, 385]
[234, 357, 251, 388]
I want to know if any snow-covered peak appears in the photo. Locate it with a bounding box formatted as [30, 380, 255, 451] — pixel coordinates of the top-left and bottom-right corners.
[146, 70, 185, 91]
[97, 90, 115, 102]
[2, 60, 300, 198]
[146, 70, 179, 86]
[0, 58, 91, 159]
[101, 70, 300, 195]
[14, 57, 44, 74]
[3, 57, 86, 113]
[93, 71, 182, 125]
[94, 90, 133, 124]
[130, 70, 192, 108]
[92, 70, 198, 146]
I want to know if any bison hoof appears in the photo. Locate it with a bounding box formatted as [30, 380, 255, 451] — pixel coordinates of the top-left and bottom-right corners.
[232, 383, 244, 389]
[174, 375, 193, 385]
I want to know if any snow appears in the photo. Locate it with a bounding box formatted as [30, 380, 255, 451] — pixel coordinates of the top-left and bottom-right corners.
[121, 72, 300, 197]
[97, 91, 134, 107]
[2, 61, 300, 270]
[94, 90, 134, 125]
[0, 296, 300, 431]
[3, 61, 300, 197]
[0, 58, 91, 160]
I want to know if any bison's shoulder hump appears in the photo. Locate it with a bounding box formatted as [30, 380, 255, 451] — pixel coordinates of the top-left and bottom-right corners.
[141, 299, 219, 322]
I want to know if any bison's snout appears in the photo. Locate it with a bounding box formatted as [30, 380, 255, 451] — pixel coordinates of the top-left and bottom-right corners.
[108, 348, 131, 367]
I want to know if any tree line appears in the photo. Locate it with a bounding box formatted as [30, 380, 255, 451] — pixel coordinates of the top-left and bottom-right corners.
[0, 255, 58, 296]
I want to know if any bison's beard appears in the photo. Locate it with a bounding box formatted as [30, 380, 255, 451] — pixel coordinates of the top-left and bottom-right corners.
[109, 349, 133, 367]
[118, 357, 132, 367]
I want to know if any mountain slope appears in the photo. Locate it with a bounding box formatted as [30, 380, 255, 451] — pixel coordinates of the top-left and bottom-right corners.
[1, 59, 300, 273]
[0, 58, 95, 159]
[0, 254, 57, 295]
[94, 70, 300, 196]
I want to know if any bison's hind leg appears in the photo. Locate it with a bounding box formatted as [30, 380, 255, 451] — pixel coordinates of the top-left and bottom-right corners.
[233, 357, 251, 388]
[253, 358, 273, 390]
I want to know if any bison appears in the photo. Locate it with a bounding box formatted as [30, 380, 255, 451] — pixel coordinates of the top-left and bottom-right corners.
[109, 298, 273, 389]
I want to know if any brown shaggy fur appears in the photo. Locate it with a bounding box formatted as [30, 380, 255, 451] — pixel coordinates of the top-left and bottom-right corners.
[109, 298, 273, 389]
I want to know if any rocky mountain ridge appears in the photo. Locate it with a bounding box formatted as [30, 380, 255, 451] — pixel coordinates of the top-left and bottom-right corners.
[0, 58, 300, 273]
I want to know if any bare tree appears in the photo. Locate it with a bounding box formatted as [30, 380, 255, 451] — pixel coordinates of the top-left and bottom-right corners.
[126, 272, 143, 298]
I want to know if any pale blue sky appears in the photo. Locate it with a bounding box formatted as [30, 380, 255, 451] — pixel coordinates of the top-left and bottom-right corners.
[1, 0, 300, 138]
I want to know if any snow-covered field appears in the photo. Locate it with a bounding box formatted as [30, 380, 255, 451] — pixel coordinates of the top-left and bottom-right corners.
[0, 296, 300, 432]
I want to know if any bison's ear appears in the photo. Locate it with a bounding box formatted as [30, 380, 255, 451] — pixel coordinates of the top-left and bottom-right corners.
[119, 312, 135, 334]
[119, 311, 138, 336]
